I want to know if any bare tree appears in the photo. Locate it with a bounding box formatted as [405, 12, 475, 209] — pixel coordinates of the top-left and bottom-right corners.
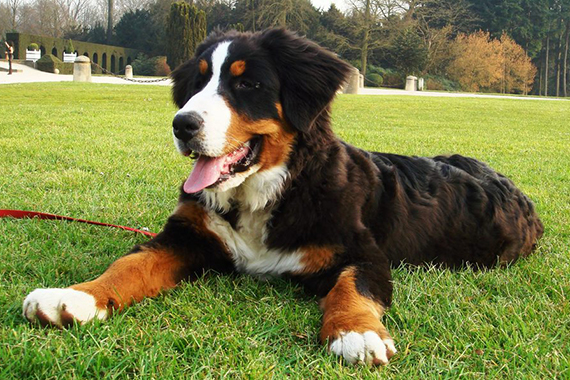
[413, 0, 475, 74]
[256, 0, 316, 33]
[7, 0, 23, 30]
[346, 0, 386, 77]
[0, 3, 13, 35]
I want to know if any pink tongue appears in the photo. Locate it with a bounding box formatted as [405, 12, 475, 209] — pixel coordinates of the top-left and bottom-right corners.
[183, 155, 226, 193]
[183, 146, 251, 194]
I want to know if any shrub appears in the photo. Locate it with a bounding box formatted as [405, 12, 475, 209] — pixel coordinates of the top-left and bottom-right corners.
[424, 75, 461, 91]
[366, 73, 383, 87]
[131, 53, 156, 76]
[64, 39, 74, 53]
[154, 56, 171, 76]
[130, 54, 171, 76]
[36, 54, 73, 74]
[383, 72, 405, 88]
[28, 43, 39, 50]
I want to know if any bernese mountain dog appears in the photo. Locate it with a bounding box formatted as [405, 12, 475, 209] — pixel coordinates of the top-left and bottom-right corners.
[23, 29, 543, 366]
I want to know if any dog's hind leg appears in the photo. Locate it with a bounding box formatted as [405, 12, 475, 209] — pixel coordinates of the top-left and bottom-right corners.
[320, 265, 396, 366]
[23, 201, 234, 328]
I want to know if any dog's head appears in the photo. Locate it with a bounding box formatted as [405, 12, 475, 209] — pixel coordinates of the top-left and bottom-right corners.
[171, 28, 351, 194]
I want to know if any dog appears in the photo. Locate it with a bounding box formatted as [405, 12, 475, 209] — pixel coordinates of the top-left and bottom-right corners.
[22, 29, 543, 366]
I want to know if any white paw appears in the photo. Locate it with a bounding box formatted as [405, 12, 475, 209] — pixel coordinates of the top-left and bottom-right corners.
[23, 288, 107, 327]
[329, 331, 397, 365]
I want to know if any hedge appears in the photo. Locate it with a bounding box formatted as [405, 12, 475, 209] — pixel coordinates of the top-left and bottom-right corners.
[36, 54, 73, 74]
[6, 32, 142, 74]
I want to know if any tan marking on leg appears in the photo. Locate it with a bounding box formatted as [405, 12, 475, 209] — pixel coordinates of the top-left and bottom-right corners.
[230, 60, 246, 76]
[71, 248, 185, 311]
[320, 266, 391, 342]
[295, 245, 339, 274]
[321, 267, 396, 365]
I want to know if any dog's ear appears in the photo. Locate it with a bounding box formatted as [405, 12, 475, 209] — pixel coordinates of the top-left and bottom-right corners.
[171, 58, 198, 109]
[259, 28, 351, 132]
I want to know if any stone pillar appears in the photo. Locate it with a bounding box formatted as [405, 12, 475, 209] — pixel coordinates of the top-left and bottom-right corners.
[73, 56, 92, 82]
[343, 66, 361, 94]
[125, 65, 133, 79]
[418, 78, 425, 91]
[405, 75, 418, 91]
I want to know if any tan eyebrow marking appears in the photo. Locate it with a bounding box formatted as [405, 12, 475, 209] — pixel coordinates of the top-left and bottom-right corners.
[199, 59, 208, 75]
[230, 60, 246, 76]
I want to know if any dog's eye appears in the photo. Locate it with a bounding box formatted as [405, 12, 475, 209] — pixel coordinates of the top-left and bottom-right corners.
[235, 80, 261, 90]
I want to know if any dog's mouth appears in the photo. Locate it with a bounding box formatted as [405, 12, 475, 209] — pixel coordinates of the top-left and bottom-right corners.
[183, 136, 262, 194]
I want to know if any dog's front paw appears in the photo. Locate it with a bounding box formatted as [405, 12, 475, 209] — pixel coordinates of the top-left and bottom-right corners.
[23, 288, 107, 328]
[329, 330, 397, 365]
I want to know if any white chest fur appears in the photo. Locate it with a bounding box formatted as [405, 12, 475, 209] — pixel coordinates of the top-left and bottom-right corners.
[206, 208, 304, 276]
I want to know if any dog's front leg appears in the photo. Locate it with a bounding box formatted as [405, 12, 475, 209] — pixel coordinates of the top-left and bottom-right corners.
[23, 201, 233, 327]
[320, 265, 397, 365]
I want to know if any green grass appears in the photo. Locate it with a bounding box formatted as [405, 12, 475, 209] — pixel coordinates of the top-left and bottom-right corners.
[1, 83, 569, 379]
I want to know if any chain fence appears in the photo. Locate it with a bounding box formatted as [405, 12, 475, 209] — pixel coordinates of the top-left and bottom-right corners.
[90, 62, 170, 84]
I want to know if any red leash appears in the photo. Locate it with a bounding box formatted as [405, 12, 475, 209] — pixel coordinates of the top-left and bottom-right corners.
[0, 209, 157, 238]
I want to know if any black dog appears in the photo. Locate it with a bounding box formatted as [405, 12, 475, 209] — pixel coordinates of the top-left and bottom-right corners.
[23, 29, 543, 366]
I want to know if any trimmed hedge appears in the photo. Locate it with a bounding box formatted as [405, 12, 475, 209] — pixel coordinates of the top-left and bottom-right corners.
[6, 32, 142, 74]
[36, 54, 73, 74]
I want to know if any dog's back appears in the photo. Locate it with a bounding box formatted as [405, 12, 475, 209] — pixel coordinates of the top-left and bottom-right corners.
[365, 150, 544, 268]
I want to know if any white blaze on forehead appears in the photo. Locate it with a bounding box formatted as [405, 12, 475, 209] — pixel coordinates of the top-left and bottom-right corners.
[176, 41, 233, 156]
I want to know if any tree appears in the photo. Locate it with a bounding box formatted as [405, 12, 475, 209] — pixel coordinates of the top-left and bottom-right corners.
[107, 0, 113, 43]
[347, 0, 384, 77]
[7, 0, 23, 30]
[314, 5, 353, 57]
[500, 33, 537, 94]
[86, 23, 107, 44]
[447, 31, 536, 94]
[114, 9, 158, 52]
[0, 3, 14, 36]
[166, 1, 206, 71]
[388, 27, 428, 75]
[255, 0, 319, 35]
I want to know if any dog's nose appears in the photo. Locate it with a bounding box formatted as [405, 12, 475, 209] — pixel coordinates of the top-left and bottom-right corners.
[172, 112, 203, 142]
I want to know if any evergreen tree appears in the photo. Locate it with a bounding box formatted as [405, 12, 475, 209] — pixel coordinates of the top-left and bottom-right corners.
[388, 27, 428, 76]
[166, 1, 207, 71]
[114, 9, 158, 52]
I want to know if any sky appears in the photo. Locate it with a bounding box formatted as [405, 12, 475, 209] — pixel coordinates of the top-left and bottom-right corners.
[310, 0, 350, 12]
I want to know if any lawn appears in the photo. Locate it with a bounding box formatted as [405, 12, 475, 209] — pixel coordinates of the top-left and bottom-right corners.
[0, 83, 568, 379]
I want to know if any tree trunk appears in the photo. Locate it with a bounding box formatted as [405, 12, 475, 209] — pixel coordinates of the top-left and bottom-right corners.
[545, 35, 550, 97]
[538, 58, 543, 96]
[360, 0, 371, 78]
[562, 20, 570, 97]
[555, 16, 563, 97]
[107, 0, 114, 44]
[10, 6, 16, 30]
